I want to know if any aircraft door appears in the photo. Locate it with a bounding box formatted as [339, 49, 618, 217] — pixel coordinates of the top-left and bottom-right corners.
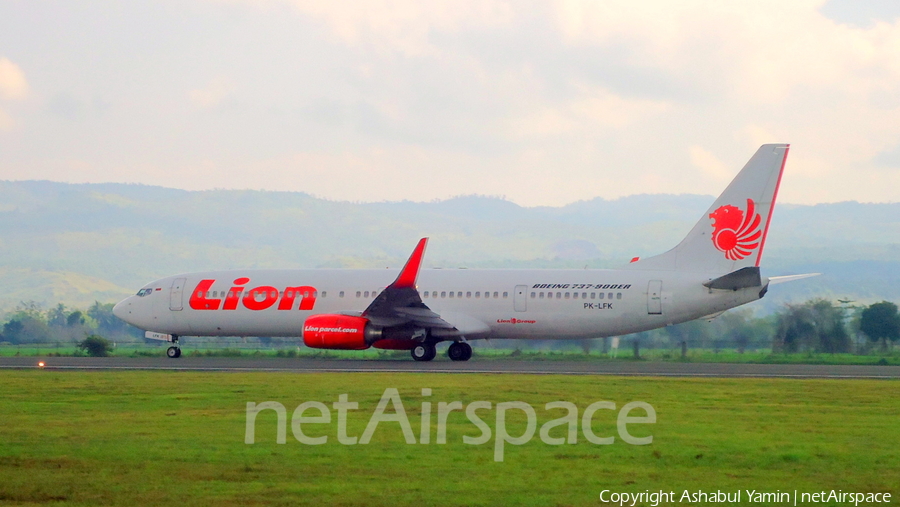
[647, 280, 662, 315]
[514, 285, 527, 312]
[170, 278, 186, 311]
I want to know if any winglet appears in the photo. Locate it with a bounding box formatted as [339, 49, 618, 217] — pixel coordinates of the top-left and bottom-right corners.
[390, 238, 428, 289]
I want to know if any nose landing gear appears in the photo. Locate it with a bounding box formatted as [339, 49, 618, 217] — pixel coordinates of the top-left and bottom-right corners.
[166, 335, 182, 358]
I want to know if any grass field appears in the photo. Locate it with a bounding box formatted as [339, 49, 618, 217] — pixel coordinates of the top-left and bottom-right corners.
[1, 371, 898, 506]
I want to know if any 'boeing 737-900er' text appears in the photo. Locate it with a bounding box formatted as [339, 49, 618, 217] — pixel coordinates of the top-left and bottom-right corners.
[113, 144, 816, 361]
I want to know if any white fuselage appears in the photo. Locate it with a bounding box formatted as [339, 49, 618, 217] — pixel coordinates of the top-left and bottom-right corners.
[113, 268, 767, 340]
[112, 144, 791, 349]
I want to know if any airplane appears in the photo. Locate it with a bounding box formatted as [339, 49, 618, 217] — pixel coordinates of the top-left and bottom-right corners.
[113, 143, 817, 361]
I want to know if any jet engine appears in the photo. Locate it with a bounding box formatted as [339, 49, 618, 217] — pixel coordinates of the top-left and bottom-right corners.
[302, 314, 421, 350]
[302, 314, 377, 350]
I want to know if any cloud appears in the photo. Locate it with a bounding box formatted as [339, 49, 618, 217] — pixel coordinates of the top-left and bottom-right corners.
[189, 77, 234, 108]
[0, 108, 14, 131]
[277, 0, 514, 56]
[0, 58, 29, 100]
[5, 1, 900, 204]
[689, 146, 730, 182]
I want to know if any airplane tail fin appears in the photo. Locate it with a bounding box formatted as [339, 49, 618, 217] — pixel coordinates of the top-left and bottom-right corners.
[624, 144, 790, 274]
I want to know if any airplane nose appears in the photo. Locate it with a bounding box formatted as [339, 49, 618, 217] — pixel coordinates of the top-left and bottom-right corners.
[112, 298, 131, 323]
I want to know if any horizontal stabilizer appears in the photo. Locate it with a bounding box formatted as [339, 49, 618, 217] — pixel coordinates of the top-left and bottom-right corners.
[703, 266, 762, 291]
[699, 310, 727, 321]
[768, 273, 821, 285]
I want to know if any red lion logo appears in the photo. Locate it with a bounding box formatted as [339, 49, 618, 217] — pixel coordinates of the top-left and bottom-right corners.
[709, 198, 762, 260]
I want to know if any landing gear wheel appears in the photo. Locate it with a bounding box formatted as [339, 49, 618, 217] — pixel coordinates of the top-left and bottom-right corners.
[447, 342, 472, 361]
[167, 346, 182, 359]
[411, 343, 437, 362]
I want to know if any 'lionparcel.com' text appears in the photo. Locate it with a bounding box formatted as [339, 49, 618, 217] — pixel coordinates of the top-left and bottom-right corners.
[244, 387, 655, 461]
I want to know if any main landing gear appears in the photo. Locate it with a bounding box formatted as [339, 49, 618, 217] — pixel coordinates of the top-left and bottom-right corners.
[411, 342, 436, 362]
[447, 341, 472, 362]
[410, 341, 472, 362]
[166, 335, 182, 358]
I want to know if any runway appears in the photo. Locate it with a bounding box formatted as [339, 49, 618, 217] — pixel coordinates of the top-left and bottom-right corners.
[1, 356, 899, 378]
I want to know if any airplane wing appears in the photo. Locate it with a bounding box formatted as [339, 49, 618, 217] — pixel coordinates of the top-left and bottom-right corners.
[360, 238, 483, 337]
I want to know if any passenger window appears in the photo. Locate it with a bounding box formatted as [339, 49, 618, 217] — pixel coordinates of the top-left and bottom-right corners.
[565, 292, 570, 299]
[556, 292, 561, 299]
[617, 293, 622, 299]
[313, 291, 318, 298]
[502, 292, 508, 298]
[530, 292, 536, 298]
[339, 291, 345, 298]
[441, 291, 446, 298]
[475, 292, 480, 298]
[494, 292, 499, 298]
[466, 292, 471, 298]
[356, 291, 361, 298]
[449, 292, 454, 298]
[599, 293, 604, 299]
[573, 292, 578, 299]
[583, 292, 587, 299]
[423, 292, 429, 298]
[539, 292, 544, 299]
[364, 291, 369, 297]
[321, 291, 326, 298]
[608, 292, 613, 299]
[591, 292, 596, 299]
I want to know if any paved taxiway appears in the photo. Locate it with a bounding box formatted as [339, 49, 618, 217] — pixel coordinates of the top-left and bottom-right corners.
[1, 356, 899, 378]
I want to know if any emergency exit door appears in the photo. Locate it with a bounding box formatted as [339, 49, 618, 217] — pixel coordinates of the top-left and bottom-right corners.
[514, 285, 527, 312]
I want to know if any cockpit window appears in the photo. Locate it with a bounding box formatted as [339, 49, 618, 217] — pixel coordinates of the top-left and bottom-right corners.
[136, 288, 153, 297]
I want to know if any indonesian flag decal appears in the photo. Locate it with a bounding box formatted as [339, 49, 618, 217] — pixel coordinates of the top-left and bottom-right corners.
[709, 198, 763, 260]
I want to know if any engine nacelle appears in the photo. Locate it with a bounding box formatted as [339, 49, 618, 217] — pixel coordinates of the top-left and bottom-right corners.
[303, 314, 375, 350]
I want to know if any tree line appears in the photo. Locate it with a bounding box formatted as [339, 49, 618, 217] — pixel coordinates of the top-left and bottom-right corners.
[0, 301, 142, 345]
[623, 299, 899, 354]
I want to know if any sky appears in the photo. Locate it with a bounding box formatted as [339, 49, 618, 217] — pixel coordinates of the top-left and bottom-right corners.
[1, 0, 899, 207]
